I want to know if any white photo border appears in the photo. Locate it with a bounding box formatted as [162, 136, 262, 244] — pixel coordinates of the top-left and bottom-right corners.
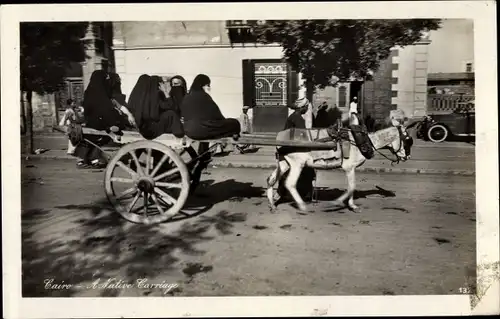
[2, 1, 498, 317]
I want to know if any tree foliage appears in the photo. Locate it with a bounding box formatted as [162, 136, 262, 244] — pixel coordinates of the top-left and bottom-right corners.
[252, 19, 442, 89]
[20, 22, 89, 94]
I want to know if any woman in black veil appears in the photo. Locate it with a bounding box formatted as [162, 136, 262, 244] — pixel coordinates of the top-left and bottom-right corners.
[127, 74, 184, 139]
[180, 74, 241, 189]
[75, 70, 134, 168]
[181, 74, 240, 140]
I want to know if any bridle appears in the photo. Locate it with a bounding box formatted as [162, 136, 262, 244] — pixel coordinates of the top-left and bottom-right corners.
[384, 126, 413, 165]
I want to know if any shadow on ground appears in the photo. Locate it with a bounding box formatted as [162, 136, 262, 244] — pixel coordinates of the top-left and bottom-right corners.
[276, 185, 396, 209]
[21, 178, 262, 297]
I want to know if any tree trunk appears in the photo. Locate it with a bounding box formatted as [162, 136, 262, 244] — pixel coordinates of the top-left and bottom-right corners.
[24, 90, 34, 154]
[305, 80, 315, 102]
[20, 91, 26, 135]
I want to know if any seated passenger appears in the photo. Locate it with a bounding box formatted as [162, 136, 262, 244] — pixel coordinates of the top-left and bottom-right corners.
[166, 75, 188, 115]
[180, 74, 241, 140]
[83, 70, 134, 132]
[74, 70, 135, 169]
[181, 74, 241, 187]
[127, 74, 184, 140]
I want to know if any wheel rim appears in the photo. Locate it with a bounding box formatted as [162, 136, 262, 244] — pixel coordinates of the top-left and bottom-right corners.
[104, 141, 190, 224]
[429, 125, 447, 142]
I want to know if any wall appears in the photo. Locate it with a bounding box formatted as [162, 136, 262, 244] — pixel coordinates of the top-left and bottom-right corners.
[427, 19, 474, 74]
[362, 51, 396, 123]
[392, 41, 430, 118]
[115, 21, 230, 48]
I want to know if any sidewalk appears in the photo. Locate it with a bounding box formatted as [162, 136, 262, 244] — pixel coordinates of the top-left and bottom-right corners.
[21, 133, 475, 176]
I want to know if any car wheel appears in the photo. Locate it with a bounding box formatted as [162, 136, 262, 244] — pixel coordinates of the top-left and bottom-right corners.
[427, 124, 449, 143]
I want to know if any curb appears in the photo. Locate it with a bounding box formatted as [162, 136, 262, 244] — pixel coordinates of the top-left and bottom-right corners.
[22, 154, 475, 176]
[209, 161, 475, 176]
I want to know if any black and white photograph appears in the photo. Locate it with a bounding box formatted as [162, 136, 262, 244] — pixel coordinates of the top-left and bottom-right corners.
[2, 1, 498, 317]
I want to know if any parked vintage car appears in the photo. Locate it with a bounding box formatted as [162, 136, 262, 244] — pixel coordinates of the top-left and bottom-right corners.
[416, 101, 475, 143]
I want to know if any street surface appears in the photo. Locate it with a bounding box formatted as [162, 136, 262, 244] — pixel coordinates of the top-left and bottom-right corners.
[22, 159, 476, 297]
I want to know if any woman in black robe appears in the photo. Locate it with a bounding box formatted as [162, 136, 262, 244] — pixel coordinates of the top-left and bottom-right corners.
[166, 75, 187, 114]
[181, 74, 241, 140]
[74, 70, 131, 168]
[181, 74, 241, 190]
[127, 74, 184, 139]
[83, 70, 130, 131]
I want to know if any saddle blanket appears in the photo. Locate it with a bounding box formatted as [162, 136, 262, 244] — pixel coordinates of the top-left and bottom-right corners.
[276, 127, 351, 160]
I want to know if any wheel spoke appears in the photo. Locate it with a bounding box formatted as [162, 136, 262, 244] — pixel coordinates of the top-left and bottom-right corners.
[145, 148, 152, 175]
[156, 194, 172, 207]
[116, 161, 138, 178]
[151, 194, 166, 215]
[154, 187, 177, 205]
[117, 187, 138, 200]
[110, 177, 134, 183]
[129, 151, 144, 175]
[154, 167, 180, 182]
[143, 192, 149, 217]
[127, 192, 141, 214]
[150, 153, 169, 177]
[156, 182, 182, 189]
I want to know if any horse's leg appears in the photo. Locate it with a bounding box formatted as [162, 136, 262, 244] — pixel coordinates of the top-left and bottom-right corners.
[266, 160, 289, 210]
[332, 168, 353, 205]
[284, 155, 308, 212]
[346, 169, 361, 212]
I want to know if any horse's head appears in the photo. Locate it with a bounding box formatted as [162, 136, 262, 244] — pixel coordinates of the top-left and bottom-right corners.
[386, 117, 414, 162]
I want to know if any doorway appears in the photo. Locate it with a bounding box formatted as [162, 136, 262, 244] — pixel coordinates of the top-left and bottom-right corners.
[242, 59, 299, 133]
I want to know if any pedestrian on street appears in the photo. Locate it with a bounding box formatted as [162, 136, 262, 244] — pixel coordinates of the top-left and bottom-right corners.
[349, 96, 359, 126]
[235, 105, 253, 153]
[59, 99, 80, 155]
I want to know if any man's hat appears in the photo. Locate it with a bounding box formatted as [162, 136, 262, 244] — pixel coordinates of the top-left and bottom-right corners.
[242, 105, 250, 110]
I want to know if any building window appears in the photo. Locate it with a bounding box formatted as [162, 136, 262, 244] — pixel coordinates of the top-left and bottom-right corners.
[226, 20, 258, 44]
[391, 91, 398, 98]
[465, 63, 473, 73]
[254, 62, 288, 106]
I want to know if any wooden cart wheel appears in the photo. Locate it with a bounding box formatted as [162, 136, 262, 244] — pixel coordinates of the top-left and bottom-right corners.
[104, 140, 190, 224]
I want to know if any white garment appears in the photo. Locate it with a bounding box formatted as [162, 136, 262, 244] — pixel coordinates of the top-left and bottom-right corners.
[349, 101, 358, 114]
[67, 139, 76, 155]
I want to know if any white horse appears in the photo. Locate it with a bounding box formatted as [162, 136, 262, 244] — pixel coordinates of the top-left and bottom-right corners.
[266, 118, 414, 213]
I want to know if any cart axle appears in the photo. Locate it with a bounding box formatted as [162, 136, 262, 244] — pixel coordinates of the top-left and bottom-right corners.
[137, 178, 155, 193]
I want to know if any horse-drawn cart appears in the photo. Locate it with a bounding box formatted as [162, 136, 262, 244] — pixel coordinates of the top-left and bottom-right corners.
[76, 127, 339, 225]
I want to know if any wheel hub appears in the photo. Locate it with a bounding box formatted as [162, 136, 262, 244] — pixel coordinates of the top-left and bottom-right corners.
[136, 177, 155, 193]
